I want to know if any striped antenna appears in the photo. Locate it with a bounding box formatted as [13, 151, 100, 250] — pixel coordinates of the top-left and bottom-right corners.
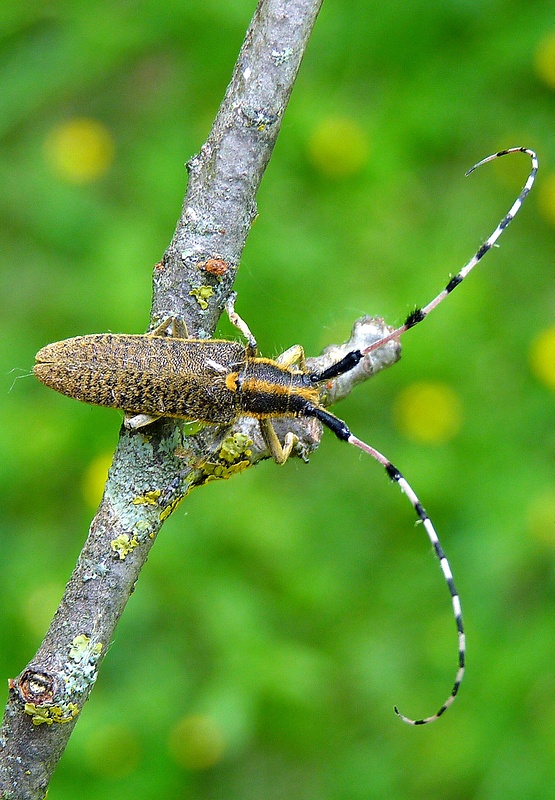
[302, 148, 537, 723]
[349, 435, 465, 725]
[351, 147, 536, 722]
[306, 405, 466, 725]
[361, 147, 538, 356]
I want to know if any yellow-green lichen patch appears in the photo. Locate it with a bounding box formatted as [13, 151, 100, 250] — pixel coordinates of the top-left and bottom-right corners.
[69, 634, 102, 660]
[132, 490, 161, 506]
[201, 432, 253, 482]
[110, 534, 139, 560]
[24, 701, 79, 726]
[219, 433, 253, 463]
[203, 460, 250, 481]
[159, 493, 188, 523]
[189, 285, 214, 310]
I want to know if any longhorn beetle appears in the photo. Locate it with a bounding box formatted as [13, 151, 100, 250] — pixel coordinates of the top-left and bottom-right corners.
[34, 147, 538, 725]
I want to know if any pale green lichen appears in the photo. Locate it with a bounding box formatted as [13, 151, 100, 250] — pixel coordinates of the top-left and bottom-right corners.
[110, 533, 139, 560]
[64, 634, 103, 696]
[189, 285, 214, 310]
[22, 636, 103, 724]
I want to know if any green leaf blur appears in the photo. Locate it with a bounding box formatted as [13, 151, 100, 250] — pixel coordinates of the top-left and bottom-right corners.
[1, 2, 554, 798]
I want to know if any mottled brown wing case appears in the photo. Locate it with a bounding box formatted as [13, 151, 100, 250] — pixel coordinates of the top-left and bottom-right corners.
[34, 335, 247, 423]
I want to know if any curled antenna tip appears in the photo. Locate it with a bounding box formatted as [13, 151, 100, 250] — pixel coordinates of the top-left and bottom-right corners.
[465, 146, 537, 177]
[393, 705, 413, 725]
[393, 705, 428, 726]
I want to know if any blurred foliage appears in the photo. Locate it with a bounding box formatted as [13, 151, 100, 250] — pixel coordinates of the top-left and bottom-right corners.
[1, 1, 554, 798]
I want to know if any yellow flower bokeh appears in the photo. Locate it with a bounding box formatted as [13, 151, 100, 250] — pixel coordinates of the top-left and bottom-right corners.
[307, 116, 369, 178]
[82, 451, 112, 509]
[537, 172, 555, 228]
[393, 381, 463, 444]
[168, 713, 225, 770]
[529, 326, 555, 390]
[83, 723, 141, 778]
[534, 31, 555, 90]
[44, 118, 115, 184]
[527, 491, 555, 546]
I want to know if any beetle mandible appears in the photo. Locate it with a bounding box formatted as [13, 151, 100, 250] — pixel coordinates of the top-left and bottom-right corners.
[34, 147, 538, 725]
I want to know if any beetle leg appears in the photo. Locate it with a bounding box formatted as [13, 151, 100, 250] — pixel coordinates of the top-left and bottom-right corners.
[171, 318, 189, 339]
[225, 294, 257, 356]
[124, 412, 162, 430]
[275, 344, 306, 371]
[148, 318, 174, 337]
[259, 419, 298, 465]
[148, 317, 189, 339]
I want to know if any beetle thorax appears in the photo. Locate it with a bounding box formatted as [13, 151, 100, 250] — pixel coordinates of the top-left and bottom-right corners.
[236, 358, 320, 419]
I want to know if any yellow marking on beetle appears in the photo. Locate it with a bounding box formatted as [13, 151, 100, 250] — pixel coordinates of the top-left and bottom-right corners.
[241, 377, 319, 404]
[253, 356, 303, 374]
[225, 372, 239, 392]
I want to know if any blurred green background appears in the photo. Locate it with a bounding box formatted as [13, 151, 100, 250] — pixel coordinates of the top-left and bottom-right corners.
[1, 1, 555, 798]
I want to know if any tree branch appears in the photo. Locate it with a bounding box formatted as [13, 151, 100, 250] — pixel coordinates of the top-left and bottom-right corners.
[0, 1, 400, 797]
[152, 0, 325, 333]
